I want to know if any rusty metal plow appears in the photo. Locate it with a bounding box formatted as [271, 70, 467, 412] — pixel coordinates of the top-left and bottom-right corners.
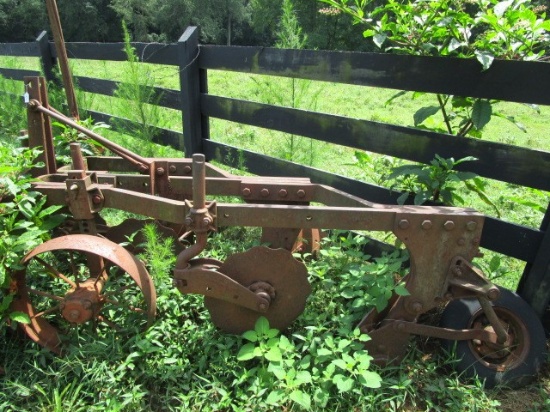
[12, 83, 546, 388]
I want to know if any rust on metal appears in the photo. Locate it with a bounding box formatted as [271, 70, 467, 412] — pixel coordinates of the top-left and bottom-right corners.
[204, 246, 311, 334]
[12, 235, 156, 353]
[44, 0, 79, 119]
[15, 75, 533, 380]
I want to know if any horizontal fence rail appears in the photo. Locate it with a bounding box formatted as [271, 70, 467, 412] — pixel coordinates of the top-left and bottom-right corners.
[1, 27, 550, 316]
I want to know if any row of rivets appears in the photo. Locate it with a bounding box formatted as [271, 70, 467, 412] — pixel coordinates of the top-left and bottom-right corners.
[398, 219, 478, 231]
[241, 188, 307, 198]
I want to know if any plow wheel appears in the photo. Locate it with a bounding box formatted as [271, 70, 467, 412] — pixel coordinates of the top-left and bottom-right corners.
[12, 234, 156, 354]
[440, 287, 547, 388]
[205, 246, 311, 334]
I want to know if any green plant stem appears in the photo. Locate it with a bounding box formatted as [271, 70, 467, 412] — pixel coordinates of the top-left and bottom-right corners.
[437, 94, 453, 134]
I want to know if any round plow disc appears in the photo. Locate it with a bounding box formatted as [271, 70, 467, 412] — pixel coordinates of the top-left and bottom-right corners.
[205, 246, 311, 334]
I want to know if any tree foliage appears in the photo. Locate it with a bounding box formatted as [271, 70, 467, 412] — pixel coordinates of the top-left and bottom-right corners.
[318, 0, 549, 138]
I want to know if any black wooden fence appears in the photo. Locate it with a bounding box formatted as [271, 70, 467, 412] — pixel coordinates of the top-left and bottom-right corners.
[1, 27, 550, 321]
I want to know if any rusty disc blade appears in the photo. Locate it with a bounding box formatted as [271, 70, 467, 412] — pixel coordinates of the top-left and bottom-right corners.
[205, 246, 311, 334]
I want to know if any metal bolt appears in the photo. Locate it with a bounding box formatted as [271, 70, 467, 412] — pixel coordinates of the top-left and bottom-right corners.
[444, 220, 455, 231]
[173, 279, 187, 288]
[278, 189, 288, 198]
[156, 167, 165, 176]
[296, 189, 306, 198]
[242, 188, 251, 197]
[202, 217, 211, 226]
[453, 267, 462, 277]
[421, 220, 432, 230]
[69, 184, 79, 192]
[398, 219, 410, 230]
[258, 303, 267, 311]
[185, 217, 193, 227]
[92, 194, 102, 205]
[183, 166, 192, 174]
[457, 238, 466, 246]
[466, 221, 477, 231]
[411, 302, 423, 313]
[487, 288, 500, 301]
[68, 310, 80, 320]
[260, 188, 270, 197]
[169, 165, 177, 173]
[27, 99, 39, 110]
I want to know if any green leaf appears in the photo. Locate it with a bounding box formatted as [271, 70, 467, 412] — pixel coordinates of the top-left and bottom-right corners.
[242, 330, 258, 342]
[265, 346, 283, 362]
[373, 33, 387, 48]
[333, 374, 354, 392]
[265, 328, 279, 339]
[384, 90, 408, 107]
[414, 191, 430, 205]
[337, 339, 352, 350]
[493, 112, 527, 132]
[494, 0, 514, 17]
[295, 370, 312, 385]
[489, 255, 501, 272]
[313, 388, 329, 407]
[396, 192, 410, 205]
[331, 359, 348, 371]
[237, 343, 257, 361]
[413, 106, 440, 126]
[455, 171, 478, 181]
[267, 364, 286, 380]
[394, 283, 410, 296]
[354, 150, 371, 164]
[472, 100, 492, 131]
[358, 370, 383, 388]
[266, 389, 285, 406]
[9, 311, 30, 324]
[40, 214, 66, 231]
[362, 29, 375, 38]
[0, 293, 14, 311]
[289, 390, 311, 409]
[316, 348, 332, 357]
[255, 316, 270, 335]
[475, 50, 494, 70]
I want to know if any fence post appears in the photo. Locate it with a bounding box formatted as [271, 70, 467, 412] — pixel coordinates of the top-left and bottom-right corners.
[36, 31, 57, 85]
[517, 205, 550, 320]
[178, 26, 209, 157]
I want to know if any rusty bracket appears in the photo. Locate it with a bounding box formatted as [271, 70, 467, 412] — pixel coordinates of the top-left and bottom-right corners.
[173, 259, 270, 312]
[445, 256, 501, 301]
[65, 172, 104, 220]
[391, 320, 499, 343]
[149, 160, 172, 197]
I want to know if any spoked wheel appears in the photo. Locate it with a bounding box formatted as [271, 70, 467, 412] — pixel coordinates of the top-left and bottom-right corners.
[12, 234, 157, 354]
[440, 287, 547, 388]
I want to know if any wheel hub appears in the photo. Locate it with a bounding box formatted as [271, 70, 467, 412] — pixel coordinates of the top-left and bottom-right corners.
[473, 323, 514, 360]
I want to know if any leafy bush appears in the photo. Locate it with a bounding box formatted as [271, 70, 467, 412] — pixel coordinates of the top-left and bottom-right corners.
[0, 144, 64, 325]
[319, 0, 549, 138]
